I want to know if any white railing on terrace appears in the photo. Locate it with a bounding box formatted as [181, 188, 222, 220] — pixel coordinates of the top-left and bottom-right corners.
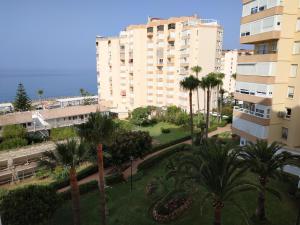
[234, 106, 270, 119]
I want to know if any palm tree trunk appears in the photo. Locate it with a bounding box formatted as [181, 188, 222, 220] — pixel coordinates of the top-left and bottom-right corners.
[196, 72, 200, 120]
[189, 90, 194, 140]
[203, 88, 206, 120]
[214, 206, 222, 225]
[296, 204, 300, 225]
[219, 92, 223, 124]
[216, 86, 220, 124]
[256, 177, 266, 220]
[70, 167, 81, 225]
[206, 88, 210, 139]
[97, 144, 107, 225]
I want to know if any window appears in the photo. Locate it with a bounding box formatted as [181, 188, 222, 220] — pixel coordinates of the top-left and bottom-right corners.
[251, 6, 258, 14]
[157, 25, 164, 31]
[282, 127, 288, 140]
[285, 108, 292, 119]
[290, 64, 298, 77]
[293, 42, 300, 54]
[287, 86, 295, 99]
[168, 23, 176, 30]
[296, 18, 300, 32]
[147, 27, 153, 33]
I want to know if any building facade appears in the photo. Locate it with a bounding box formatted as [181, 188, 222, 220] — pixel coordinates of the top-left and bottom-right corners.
[233, 0, 300, 148]
[221, 50, 238, 95]
[96, 16, 223, 114]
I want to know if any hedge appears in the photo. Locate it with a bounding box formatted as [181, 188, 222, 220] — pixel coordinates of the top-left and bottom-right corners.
[138, 144, 191, 171]
[150, 135, 191, 154]
[105, 172, 124, 185]
[50, 164, 98, 190]
[59, 180, 98, 200]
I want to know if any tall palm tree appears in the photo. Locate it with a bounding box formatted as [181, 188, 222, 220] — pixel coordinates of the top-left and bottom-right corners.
[219, 88, 226, 123]
[182, 141, 257, 225]
[201, 73, 219, 138]
[37, 89, 44, 106]
[180, 75, 201, 139]
[213, 73, 225, 123]
[40, 139, 88, 225]
[78, 112, 115, 225]
[191, 66, 202, 118]
[240, 140, 298, 221]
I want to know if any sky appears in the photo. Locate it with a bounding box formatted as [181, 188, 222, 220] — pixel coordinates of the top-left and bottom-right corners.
[0, 0, 243, 72]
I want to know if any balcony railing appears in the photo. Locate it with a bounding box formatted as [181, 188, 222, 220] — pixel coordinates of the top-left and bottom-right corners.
[234, 106, 270, 119]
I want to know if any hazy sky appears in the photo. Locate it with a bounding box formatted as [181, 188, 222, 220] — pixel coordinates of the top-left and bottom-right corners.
[0, 0, 243, 71]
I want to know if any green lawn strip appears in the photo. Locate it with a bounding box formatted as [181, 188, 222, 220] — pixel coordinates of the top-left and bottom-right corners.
[50, 150, 298, 225]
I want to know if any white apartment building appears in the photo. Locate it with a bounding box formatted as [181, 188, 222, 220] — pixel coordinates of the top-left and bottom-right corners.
[221, 50, 238, 95]
[96, 15, 223, 113]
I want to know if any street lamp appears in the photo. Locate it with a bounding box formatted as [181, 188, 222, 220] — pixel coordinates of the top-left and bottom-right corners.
[130, 156, 134, 192]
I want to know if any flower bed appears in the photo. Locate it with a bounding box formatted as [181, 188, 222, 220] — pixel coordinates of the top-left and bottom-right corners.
[152, 192, 192, 223]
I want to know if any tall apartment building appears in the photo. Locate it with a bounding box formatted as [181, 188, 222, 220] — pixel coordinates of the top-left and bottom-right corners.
[233, 0, 300, 148]
[96, 16, 223, 114]
[221, 50, 238, 94]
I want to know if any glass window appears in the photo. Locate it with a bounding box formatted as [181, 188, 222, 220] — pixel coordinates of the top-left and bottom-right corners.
[290, 64, 298, 77]
[147, 27, 153, 33]
[296, 18, 300, 32]
[285, 108, 292, 119]
[287, 86, 295, 99]
[157, 25, 164, 31]
[293, 42, 300, 54]
[168, 23, 176, 30]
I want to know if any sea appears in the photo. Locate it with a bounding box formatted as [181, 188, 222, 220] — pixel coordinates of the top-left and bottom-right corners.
[0, 69, 98, 103]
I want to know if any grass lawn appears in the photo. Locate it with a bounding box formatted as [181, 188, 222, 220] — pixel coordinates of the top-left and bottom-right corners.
[50, 150, 298, 225]
[136, 122, 190, 145]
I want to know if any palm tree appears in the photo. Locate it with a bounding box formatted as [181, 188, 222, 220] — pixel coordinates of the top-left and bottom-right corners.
[40, 139, 88, 225]
[213, 73, 225, 123]
[37, 89, 44, 109]
[201, 73, 219, 138]
[240, 140, 298, 221]
[219, 88, 226, 123]
[182, 141, 257, 225]
[78, 112, 115, 225]
[232, 73, 237, 80]
[191, 66, 202, 118]
[180, 75, 201, 139]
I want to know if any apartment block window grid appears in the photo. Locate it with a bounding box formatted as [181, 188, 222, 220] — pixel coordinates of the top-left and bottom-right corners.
[287, 86, 295, 99]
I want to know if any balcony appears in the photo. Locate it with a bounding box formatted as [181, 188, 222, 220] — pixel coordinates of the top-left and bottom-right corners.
[237, 62, 276, 76]
[242, 0, 283, 22]
[233, 106, 270, 119]
[238, 53, 277, 63]
[240, 15, 281, 44]
[235, 81, 273, 98]
[232, 117, 269, 140]
[234, 92, 272, 105]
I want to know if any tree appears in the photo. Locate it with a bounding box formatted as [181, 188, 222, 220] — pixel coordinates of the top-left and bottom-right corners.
[0, 185, 61, 225]
[181, 141, 257, 225]
[191, 66, 202, 117]
[130, 107, 150, 126]
[213, 73, 225, 123]
[180, 75, 200, 139]
[219, 88, 226, 123]
[14, 83, 31, 111]
[40, 139, 89, 225]
[201, 73, 219, 138]
[2, 124, 26, 140]
[232, 73, 237, 80]
[80, 88, 93, 105]
[37, 89, 44, 105]
[109, 131, 152, 171]
[239, 140, 298, 221]
[78, 112, 115, 225]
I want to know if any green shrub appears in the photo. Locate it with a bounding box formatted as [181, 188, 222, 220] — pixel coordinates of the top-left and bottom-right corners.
[105, 172, 124, 185]
[114, 119, 134, 131]
[138, 144, 191, 171]
[0, 137, 28, 150]
[150, 135, 191, 153]
[130, 107, 151, 126]
[131, 171, 144, 181]
[0, 185, 61, 225]
[208, 125, 218, 133]
[50, 127, 77, 141]
[161, 127, 171, 134]
[59, 180, 98, 200]
[2, 124, 26, 139]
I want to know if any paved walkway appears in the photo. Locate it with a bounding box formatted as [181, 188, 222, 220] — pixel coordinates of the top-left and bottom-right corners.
[59, 124, 231, 192]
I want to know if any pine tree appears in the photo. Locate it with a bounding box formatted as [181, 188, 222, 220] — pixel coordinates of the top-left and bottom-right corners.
[14, 83, 31, 111]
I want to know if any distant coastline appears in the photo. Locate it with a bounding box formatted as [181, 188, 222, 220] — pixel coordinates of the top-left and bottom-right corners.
[0, 69, 97, 102]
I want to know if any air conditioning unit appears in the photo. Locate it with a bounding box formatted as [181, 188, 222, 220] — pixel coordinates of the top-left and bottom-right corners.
[277, 111, 286, 118]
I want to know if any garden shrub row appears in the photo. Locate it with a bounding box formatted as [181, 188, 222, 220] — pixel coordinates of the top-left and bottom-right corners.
[150, 135, 191, 154]
[50, 164, 98, 190]
[59, 180, 99, 200]
[105, 172, 124, 185]
[138, 144, 191, 171]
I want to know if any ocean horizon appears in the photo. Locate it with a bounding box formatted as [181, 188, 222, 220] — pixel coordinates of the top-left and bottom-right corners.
[0, 69, 98, 103]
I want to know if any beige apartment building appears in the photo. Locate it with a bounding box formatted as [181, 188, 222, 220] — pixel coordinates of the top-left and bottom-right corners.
[96, 16, 223, 114]
[233, 0, 300, 148]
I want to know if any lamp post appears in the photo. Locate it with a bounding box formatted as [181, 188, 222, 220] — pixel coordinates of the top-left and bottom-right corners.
[130, 156, 133, 192]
